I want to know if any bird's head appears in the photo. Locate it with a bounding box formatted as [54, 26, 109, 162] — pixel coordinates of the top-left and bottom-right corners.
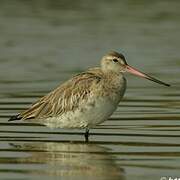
[101, 51, 127, 73]
[101, 51, 170, 87]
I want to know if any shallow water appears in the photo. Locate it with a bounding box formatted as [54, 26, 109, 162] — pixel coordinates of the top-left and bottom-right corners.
[0, 1, 180, 180]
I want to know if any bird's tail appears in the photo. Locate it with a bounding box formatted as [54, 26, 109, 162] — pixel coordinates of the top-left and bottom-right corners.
[8, 114, 22, 122]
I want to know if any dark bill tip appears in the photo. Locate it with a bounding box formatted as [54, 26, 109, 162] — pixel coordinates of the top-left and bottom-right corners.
[145, 75, 171, 87]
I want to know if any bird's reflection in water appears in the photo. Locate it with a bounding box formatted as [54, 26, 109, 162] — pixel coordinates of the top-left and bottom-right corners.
[10, 142, 125, 180]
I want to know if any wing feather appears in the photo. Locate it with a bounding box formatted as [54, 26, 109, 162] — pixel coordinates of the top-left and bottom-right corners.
[18, 68, 102, 121]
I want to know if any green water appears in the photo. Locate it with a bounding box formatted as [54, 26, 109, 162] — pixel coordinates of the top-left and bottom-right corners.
[0, 1, 180, 180]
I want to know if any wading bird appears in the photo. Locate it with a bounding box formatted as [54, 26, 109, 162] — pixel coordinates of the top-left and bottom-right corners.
[9, 51, 170, 142]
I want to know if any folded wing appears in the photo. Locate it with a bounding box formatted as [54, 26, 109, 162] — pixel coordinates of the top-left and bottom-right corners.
[10, 68, 102, 121]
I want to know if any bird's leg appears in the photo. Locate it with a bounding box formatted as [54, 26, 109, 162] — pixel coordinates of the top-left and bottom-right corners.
[84, 128, 89, 143]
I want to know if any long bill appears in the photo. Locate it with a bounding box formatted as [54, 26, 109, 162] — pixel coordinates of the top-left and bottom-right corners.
[126, 65, 170, 87]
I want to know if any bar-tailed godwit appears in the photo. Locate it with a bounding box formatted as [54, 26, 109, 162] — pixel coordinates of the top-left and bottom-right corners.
[9, 51, 170, 142]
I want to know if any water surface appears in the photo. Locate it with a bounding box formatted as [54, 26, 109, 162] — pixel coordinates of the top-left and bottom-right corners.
[0, 1, 180, 180]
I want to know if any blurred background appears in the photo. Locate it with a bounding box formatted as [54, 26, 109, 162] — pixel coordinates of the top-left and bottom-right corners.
[0, 0, 180, 180]
[0, 0, 179, 83]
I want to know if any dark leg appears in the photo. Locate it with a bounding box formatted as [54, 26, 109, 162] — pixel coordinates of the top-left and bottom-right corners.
[84, 128, 89, 142]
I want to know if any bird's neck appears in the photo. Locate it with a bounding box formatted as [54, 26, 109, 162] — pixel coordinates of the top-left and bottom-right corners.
[103, 70, 124, 79]
[102, 71, 126, 104]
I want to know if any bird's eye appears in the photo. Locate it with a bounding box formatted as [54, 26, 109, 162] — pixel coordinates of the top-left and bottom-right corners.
[113, 59, 118, 63]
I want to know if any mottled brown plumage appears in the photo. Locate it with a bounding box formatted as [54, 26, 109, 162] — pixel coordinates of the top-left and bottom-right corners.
[19, 68, 104, 120]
